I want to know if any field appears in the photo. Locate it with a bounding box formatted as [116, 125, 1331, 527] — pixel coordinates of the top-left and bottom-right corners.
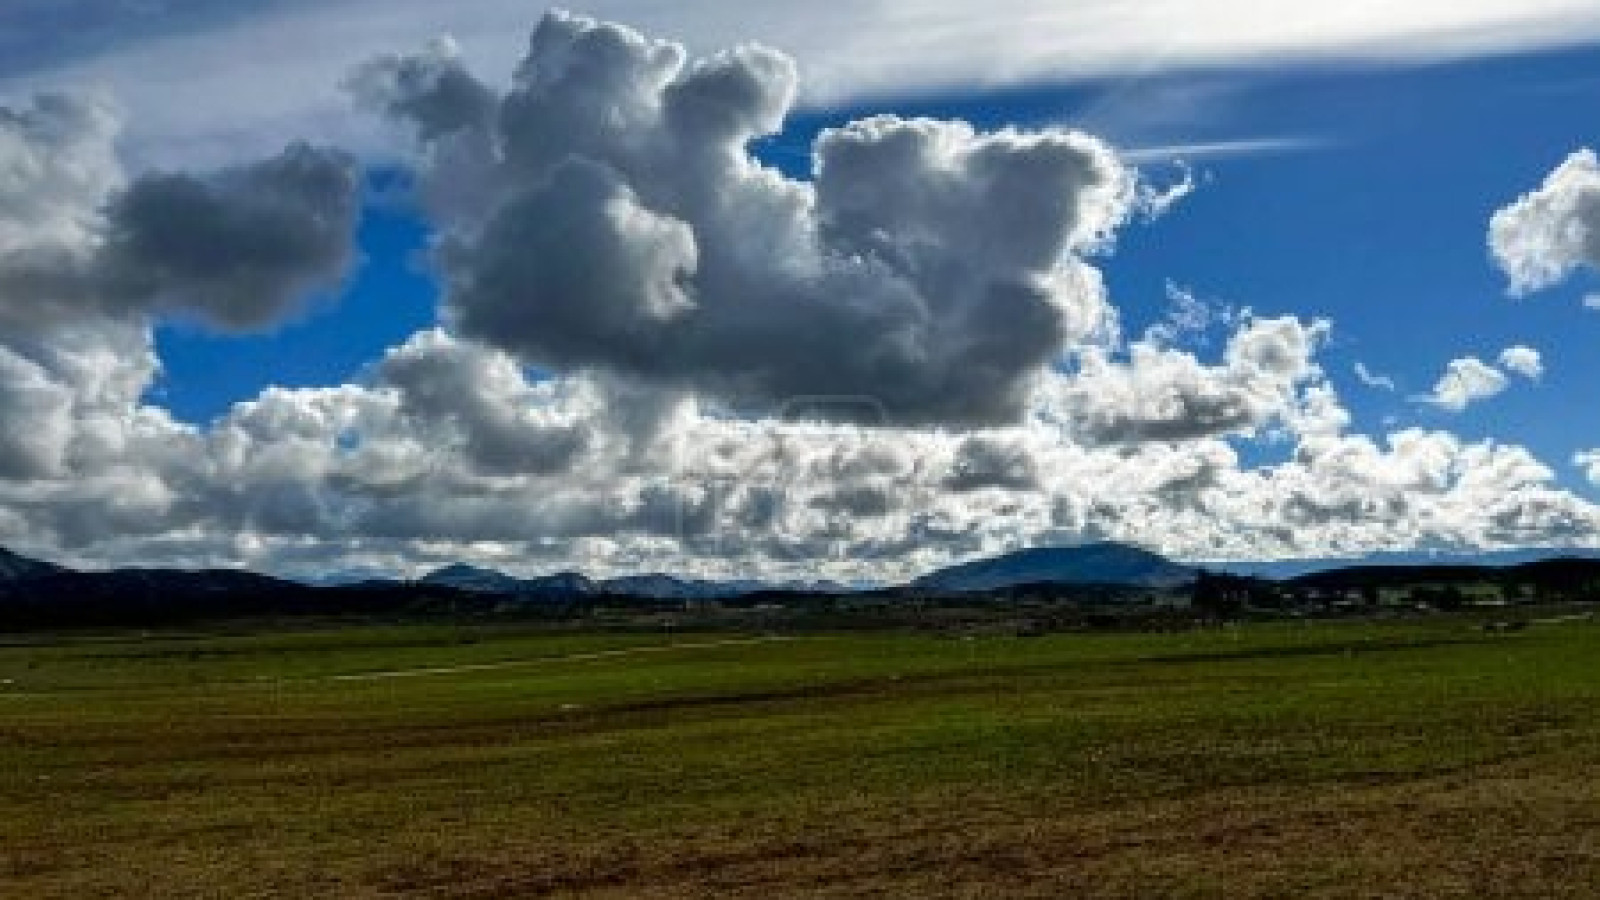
[3, 617, 1600, 898]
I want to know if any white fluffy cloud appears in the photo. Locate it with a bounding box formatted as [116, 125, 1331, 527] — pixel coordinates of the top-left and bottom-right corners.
[1417, 347, 1542, 413]
[1499, 345, 1544, 380]
[0, 11, 1595, 581]
[1577, 450, 1600, 487]
[1490, 149, 1600, 297]
[1419, 356, 1508, 412]
[1044, 315, 1334, 444]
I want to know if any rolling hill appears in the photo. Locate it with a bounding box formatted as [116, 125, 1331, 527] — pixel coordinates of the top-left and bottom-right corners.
[914, 543, 1198, 594]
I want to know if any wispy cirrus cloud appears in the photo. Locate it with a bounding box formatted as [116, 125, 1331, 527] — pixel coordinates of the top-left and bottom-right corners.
[1121, 136, 1327, 164]
[1353, 362, 1398, 392]
[5, 0, 1600, 165]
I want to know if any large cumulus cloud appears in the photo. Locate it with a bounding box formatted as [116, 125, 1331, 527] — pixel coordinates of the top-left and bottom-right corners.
[365, 11, 1132, 427]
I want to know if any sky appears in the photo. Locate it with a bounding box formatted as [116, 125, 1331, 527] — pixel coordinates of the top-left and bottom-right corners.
[0, 2, 1598, 582]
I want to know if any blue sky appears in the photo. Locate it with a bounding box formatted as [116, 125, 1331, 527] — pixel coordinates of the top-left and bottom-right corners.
[1, 3, 1599, 578]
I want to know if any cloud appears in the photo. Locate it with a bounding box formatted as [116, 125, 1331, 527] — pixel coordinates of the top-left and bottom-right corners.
[0, 318, 174, 485]
[8, 1, 1600, 167]
[1490, 149, 1600, 297]
[1353, 362, 1397, 392]
[0, 92, 121, 256]
[1577, 450, 1600, 483]
[389, 12, 1137, 427]
[0, 313, 1592, 582]
[377, 329, 593, 477]
[1142, 282, 1230, 347]
[345, 36, 497, 143]
[1045, 315, 1334, 444]
[1120, 136, 1325, 164]
[0, 86, 360, 509]
[1578, 450, 1600, 487]
[1499, 345, 1544, 380]
[0, 345, 77, 479]
[1416, 347, 1540, 412]
[0, 95, 167, 483]
[96, 142, 362, 330]
[0, 95, 362, 333]
[944, 435, 1041, 493]
[0, 1, 317, 81]
[0, 98, 358, 525]
[1419, 356, 1509, 412]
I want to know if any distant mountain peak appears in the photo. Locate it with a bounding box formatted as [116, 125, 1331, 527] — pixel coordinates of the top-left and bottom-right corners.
[420, 564, 523, 593]
[913, 542, 1195, 593]
[0, 547, 64, 582]
[600, 573, 766, 601]
[428, 563, 488, 577]
[421, 564, 596, 599]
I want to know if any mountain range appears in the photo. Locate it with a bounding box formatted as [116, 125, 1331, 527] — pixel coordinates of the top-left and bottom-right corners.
[418, 544, 1198, 601]
[1216, 546, 1600, 580]
[419, 565, 766, 601]
[0, 541, 1597, 630]
[913, 543, 1197, 593]
[0, 547, 62, 581]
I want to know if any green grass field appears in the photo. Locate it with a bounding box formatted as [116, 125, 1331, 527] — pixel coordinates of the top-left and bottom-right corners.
[3, 618, 1600, 898]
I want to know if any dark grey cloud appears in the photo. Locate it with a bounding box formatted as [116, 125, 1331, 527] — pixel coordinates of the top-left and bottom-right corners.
[0, 122, 361, 333]
[443, 157, 698, 371]
[98, 142, 361, 330]
[346, 37, 497, 142]
[811, 483, 896, 519]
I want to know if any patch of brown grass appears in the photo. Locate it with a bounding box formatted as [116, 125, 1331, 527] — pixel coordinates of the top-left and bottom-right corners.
[359, 762, 1600, 900]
